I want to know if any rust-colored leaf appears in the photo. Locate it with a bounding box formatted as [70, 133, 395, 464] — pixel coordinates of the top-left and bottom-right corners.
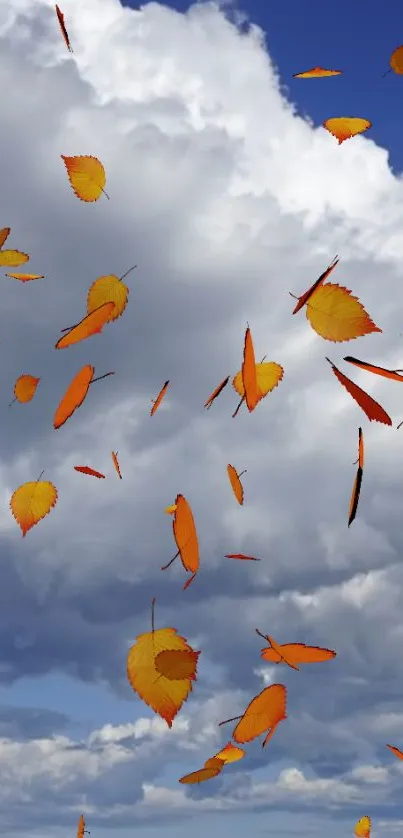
[326, 358, 392, 425]
[74, 466, 105, 479]
[55, 4, 73, 52]
[225, 553, 261, 561]
[241, 325, 259, 412]
[344, 356, 403, 382]
[348, 427, 364, 527]
[111, 451, 122, 479]
[0, 228, 10, 249]
[293, 67, 342, 78]
[386, 743, 403, 760]
[55, 302, 115, 349]
[151, 380, 170, 416]
[204, 375, 230, 409]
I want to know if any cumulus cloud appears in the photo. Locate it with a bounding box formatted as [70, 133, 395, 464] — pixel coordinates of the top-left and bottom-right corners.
[0, 0, 402, 836]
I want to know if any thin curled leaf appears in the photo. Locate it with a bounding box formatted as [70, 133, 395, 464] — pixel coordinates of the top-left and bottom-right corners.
[225, 553, 261, 561]
[55, 302, 115, 349]
[151, 381, 170, 416]
[10, 480, 58, 536]
[293, 67, 342, 78]
[111, 451, 122, 479]
[348, 427, 364, 527]
[241, 326, 259, 411]
[0, 228, 10, 248]
[55, 4, 73, 52]
[5, 273, 44, 282]
[386, 743, 403, 760]
[326, 358, 392, 425]
[291, 256, 339, 314]
[179, 757, 224, 785]
[344, 356, 403, 382]
[61, 155, 108, 202]
[74, 466, 105, 479]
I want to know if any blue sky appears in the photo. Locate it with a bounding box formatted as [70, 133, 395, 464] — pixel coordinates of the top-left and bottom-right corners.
[2, 0, 403, 836]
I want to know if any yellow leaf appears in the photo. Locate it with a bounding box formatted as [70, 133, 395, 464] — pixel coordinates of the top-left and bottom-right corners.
[164, 504, 177, 514]
[10, 479, 58, 537]
[213, 741, 245, 764]
[306, 283, 381, 342]
[61, 155, 108, 202]
[154, 649, 199, 680]
[233, 362, 283, 400]
[127, 601, 200, 727]
[354, 816, 371, 838]
[87, 274, 129, 322]
[0, 250, 29, 267]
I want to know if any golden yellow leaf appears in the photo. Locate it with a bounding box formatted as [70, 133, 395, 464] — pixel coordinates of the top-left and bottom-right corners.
[87, 274, 130, 323]
[0, 250, 29, 267]
[127, 600, 200, 727]
[213, 741, 245, 764]
[354, 815, 371, 838]
[323, 117, 371, 145]
[10, 478, 58, 537]
[61, 155, 108, 202]
[306, 283, 381, 342]
[154, 649, 199, 680]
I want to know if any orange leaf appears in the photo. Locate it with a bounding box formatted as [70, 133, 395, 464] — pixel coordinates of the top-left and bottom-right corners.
[0, 228, 10, 248]
[54, 365, 94, 430]
[5, 273, 44, 282]
[354, 816, 371, 838]
[258, 632, 336, 668]
[127, 599, 200, 727]
[162, 494, 200, 581]
[213, 741, 245, 764]
[111, 451, 122, 479]
[324, 117, 371, 144]
[55, 4, 73, 52]
[61, 154, 108, 202]
[227, 464, 246, 505]
[387, 45, 403, 75]
[150, 380, 170, 416]
[344, 356, 403, 382]
[10, 478, 58, 537]
[386, 743, 403, 760]
[154, 649, 200, 680]
[55, 302, 115, 349]
[179, 757, 224, 785]
[291, 256, 339, 314]
[74, 466, 105, 479]
[204, 375, 230, 409]
[220, 684, 287, 748]
[241, 326, 259, 412]
[293, 67, 342, 78]
[305, 284, 381, 342]
[348, 427, 364, 527]
[10, 374, 40, 405]
[326, 358, 392, 425]
[86, 269, 136, 323]
[76, 815, 89, 838]
[225, 553, 261, 561]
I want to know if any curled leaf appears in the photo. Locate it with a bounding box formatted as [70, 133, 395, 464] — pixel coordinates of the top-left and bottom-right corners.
[0, 228, 10, 248]
[111, 451, 122, 479]
[291, 256, 338, 315]
[74, 466, 105, 479]
[293, 67, 342, 78]
[344, 356, 403, 382]
[151, 380, 170, 416]
[5, 273, 44, 282]
[55, 4, 73, 52]
[179, 757, 224, 785]
[348, 427, 364, 527]
[55, 302, 115, 349]
[225, 553, 261, 561]
[204, 375, 230, 409]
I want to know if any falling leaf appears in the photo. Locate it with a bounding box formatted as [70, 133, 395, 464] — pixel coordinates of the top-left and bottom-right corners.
[291, 256, 339, 314]
[10, 477, 58, 537]
[55, 302, 115, 349]
[5, 273, 44, 282]
[293, 67, 342, 78]
[0, 250, 29, 267]
[161, 494, 200, 587]
[77, 815, 89, 838]
[111, 451, 122, 479]
[324, 117, 371, 144]
[86, 266, 137, 323]
[213, 741, 245, 764]
[385, 45, 403, 75]
[354, 816, 371, 838]
[151, 380, 170, 416]
[127, 598, 200, 727]
[220, 684, 287, 748]
[227, 464, 246, 505]
[55, 4, 73, 52]
[386, 743, 403, 760]
[74, 466, 106, 479]
[61, 155, 109, 202]
[233, 361, 283, 417]
[258, 630, 336, 669]
[9, 375, 40, 406]
[303, 284, 381, 342]
[344, 356, 403, 382]
[154, 649, 199, 680]
[53, 365, 114, 430]
[179, 757, 224, 785]
[349, 427, 364, 527]
[204, 375, 230, 409]
[225, 553, 261, 561]
[0, 228, 10, 248]
[241, 326, 259, 412]
[326, 358, 392, 425]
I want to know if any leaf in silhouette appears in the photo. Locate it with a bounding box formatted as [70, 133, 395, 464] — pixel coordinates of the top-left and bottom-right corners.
[5, 272, 44, 282]
[55, 4, 73, 51]
[348, 427, 364, 527]
[385, 45, 403, 76]
[204, 375, 230, 409]
[154, 649, 200, 680]
[291, 256, 339, 314]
